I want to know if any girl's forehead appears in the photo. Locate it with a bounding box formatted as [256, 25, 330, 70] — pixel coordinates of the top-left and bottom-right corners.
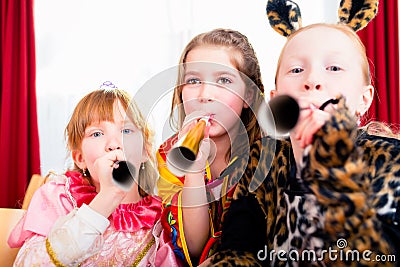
[283, 27, 360, 59]
[88, 100, 130, 123]
[185, 46, 239, 70]
[288, 27, 353, 48]
[184, 62, 240, 77]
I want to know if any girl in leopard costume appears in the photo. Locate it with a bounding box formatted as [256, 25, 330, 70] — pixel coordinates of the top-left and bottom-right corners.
[204, 0, 400, 266]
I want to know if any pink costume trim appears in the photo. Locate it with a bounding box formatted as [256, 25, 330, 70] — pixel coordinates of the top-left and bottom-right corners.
[8, 171, 162, 246]
[112, 195, 162, 232]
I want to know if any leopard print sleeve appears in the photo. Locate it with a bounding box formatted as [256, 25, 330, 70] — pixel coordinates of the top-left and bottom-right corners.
[206, 137, 294, 266]
[301, 97, 397, 266]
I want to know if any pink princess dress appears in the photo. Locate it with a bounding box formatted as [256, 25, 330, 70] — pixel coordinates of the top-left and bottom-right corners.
[8, 171, 182, 267]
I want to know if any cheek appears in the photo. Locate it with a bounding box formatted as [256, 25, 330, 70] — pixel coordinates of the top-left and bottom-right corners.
[335, 89, 361, 113]
[123, 134, 145, 163]
[276, 80, 299, 98]
[218, 88, 244, 105]
[343, 96, 359, 114]
[217, 96, 245, 123]
[181, 90, 199, 113]
[182, 88, 201, 102]
[81, 141, 99, 160]
[182, 102, 197, 115]
[226, 98, 245, 114]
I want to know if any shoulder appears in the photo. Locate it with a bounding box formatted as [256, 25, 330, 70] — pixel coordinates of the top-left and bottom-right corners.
[357, 132, 400, 221]
[34, 172, 68, 197]
[11, 173, 75, 241]
[31, 172, 76, 208]
[156, 134, 179, 168]
[38, 171, 82, 195]
[240, 136, 292, 166]
[232, 136, 293, 199]
[157, 134, 178, 153]
[357, 131, 400, 151]
[357, 132, 400, 172]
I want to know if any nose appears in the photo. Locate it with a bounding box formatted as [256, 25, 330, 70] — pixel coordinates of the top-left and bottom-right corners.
[198, 82, 214, 103]
[304, 71, 321, 91]
[304, 82, 321, 91]
[106, 137, 122, 152]
[107, 144, 121, 152]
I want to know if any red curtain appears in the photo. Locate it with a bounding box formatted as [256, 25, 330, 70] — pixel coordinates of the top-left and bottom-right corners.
[358, 0, 400, 126]
[1, 0, 40, 208]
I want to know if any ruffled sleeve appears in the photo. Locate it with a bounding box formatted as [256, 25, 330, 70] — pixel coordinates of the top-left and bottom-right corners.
[8, 171, 97, 248]
[8, 174, 74, 248]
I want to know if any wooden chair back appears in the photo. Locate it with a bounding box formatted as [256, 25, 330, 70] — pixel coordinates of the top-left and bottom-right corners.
[0, 208, 25, 266]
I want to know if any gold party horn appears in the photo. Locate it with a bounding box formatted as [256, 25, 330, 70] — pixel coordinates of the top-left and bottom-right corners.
[166, 117, 210, 176]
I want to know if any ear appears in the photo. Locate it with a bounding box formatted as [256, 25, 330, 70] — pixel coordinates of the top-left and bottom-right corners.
[141, 138, 150, 164]
[270, 89, 278, 99]
[141, 151, 149, 164]
[359, 84, 374, 116]
[243, 88, 255, 108]
[72, 150, 86, 170]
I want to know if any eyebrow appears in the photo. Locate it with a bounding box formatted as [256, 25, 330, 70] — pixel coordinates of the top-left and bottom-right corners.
[88, 120, 135, 127]
[116, 119, 136, 126]
[183, 70, 238, 78]
[183, 70, 200, 77]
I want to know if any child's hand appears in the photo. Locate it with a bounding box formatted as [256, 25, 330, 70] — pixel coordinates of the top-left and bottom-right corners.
[189, 137, 212, 174]
[87, 149, 129, 218]
[294, 97, 336, 148]
[294, 108, 330, 148]
[92, 149, 128, 195]
[178, 111, 212, 174]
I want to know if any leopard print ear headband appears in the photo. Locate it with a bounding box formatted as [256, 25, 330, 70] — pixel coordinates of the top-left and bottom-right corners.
[266, 0, 379, 37]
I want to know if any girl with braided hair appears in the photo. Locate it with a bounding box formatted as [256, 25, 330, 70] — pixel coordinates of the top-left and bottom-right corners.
[156, 28, 266, 266]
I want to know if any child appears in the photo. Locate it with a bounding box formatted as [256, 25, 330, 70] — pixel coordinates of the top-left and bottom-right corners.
[206, 0, 400, 266]
[8, 84, 179, 266]
[156, 28, 266, 266]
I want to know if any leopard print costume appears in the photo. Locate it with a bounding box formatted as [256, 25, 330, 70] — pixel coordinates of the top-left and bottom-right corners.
[206, 98, 399, 266]
[301, 98, 400, 266]
[338, 0, 379, 32]
[267, 0, 378, 37]
[207, 136, 324, 267]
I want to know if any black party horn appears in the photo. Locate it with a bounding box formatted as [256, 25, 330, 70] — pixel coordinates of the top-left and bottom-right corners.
[112, 161, 136, 191]
[269, 95, 300, 133]
[258, 94, 300, 136]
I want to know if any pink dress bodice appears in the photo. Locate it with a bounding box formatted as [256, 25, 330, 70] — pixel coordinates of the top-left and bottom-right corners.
[8, 171, 182, 266]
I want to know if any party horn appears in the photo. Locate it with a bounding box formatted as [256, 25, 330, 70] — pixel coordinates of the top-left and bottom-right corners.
[112, 161, 136, 191]
[258, 94, 300, 136]
[166, 117, 210, 176]
[269, 95, 300, 133]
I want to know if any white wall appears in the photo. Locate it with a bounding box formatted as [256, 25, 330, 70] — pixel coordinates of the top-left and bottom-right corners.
[33, 0, 362, 175]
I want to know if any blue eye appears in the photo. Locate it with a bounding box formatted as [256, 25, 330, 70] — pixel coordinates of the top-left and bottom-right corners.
[217, 77, 232, 84]
[186, 78, 202, 85]
[327, 66, 342, 71]
[91, 131, 103, 138]
[290, 68, 303, 74]
[122, 128, 133, 134]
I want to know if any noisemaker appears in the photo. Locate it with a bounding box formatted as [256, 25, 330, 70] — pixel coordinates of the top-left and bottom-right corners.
[167, 116, 211, 176]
